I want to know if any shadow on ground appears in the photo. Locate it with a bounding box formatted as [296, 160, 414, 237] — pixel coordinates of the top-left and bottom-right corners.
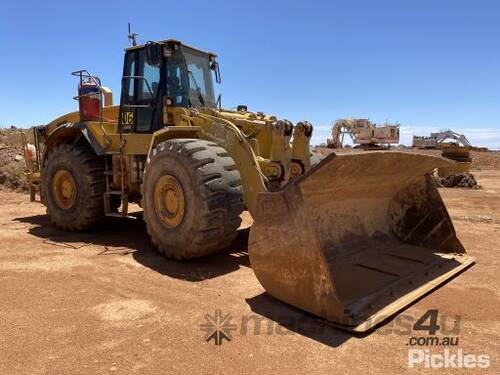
[15, 213, 371, 348]
[15, 213, 250, 281]
[245, 265, 474, 348]
[245, 293, 362, 348]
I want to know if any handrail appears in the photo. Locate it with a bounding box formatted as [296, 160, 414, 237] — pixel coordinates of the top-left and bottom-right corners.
[71, 69, 112, 149]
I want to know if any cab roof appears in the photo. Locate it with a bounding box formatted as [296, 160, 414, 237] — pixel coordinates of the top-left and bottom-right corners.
[124, 38, 216, 58]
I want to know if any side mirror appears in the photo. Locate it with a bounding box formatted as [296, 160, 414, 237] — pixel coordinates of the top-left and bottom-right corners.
[211, 61, 222, 84]
[216, 94, 222, 110]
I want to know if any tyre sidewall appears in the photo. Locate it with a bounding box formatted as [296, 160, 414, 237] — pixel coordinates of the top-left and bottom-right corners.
[143, 147, 203, 252]
[43, 146, 97, 225]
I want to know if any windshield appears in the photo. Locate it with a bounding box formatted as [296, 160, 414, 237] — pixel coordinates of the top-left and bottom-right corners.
[165, 46, 216, 108]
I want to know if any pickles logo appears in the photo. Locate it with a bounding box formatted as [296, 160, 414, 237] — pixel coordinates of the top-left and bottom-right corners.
[408, 349, 490, 369]
[405, 310, 491, 369]
[200, 310, 237, 346]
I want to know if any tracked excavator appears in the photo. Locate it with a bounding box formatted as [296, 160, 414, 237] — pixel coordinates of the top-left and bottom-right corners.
[327, 118, 400, 149]
[412, 130, 472, 149]
[23, 38, 474, 331]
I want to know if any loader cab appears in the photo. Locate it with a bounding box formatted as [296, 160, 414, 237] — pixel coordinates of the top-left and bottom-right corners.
[119, 40, 219, 133]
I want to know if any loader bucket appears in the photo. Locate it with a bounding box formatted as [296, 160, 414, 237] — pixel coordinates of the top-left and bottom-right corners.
[249, 151, 475, 332]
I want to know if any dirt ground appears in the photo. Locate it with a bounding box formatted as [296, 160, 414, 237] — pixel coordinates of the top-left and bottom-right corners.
[0, 169, 499, 374]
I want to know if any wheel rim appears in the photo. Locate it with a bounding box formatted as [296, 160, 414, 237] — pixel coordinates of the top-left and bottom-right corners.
[52, 169, 77, 210]
[154, 175, 185, 228]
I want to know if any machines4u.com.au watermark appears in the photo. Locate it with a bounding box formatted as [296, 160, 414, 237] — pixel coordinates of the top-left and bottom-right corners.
[199, 308, 491, 369]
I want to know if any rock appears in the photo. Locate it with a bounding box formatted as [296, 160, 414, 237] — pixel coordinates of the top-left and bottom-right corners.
[14, 154, 23, 162]
[477, 215, 492, 223]
[0, 172, 5, 184]
[440, 173, 480, 189]
[0, 143, 7, 150]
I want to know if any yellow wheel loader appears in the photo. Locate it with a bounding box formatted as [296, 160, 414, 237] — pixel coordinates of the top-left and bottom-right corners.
[24, 39, 474, 332]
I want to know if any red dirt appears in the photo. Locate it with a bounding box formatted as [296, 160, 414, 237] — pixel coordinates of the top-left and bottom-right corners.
[0, 171, 498, 374]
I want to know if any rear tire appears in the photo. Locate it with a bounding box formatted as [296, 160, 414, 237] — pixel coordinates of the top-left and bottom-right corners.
[142, 139, 244, 259]
[42, 143, 106, 231]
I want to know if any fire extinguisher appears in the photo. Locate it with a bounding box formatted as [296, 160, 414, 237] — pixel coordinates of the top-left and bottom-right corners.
[78, 76, 102, 121]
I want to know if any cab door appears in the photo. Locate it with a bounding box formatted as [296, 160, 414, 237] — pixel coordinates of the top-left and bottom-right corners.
[120, 48, 162, 133]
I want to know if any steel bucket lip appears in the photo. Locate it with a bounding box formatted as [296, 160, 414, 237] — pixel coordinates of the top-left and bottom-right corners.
[321, 255, 475, 333]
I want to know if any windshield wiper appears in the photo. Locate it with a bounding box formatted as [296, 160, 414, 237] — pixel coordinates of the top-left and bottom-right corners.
[188, 70, 205, 107]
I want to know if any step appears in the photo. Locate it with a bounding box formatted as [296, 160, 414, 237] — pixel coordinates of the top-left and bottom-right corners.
[105, 213, 138, 219]
[105, 190, 124, 195]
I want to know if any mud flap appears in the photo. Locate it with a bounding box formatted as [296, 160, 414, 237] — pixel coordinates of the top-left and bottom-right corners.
[248, 151, 475, 332]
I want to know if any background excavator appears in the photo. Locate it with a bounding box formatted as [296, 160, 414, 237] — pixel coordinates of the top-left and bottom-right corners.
[326, 118, 400, 149]
[23, 38, 474, 332]
[412, 130, 472, 149]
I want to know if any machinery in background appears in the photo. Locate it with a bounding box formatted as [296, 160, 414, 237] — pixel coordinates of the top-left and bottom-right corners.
[412, 130, 474, 177]
[437, 144, 473, 177]
[412, 130, 472, 149]
[327, 118, 400, 149]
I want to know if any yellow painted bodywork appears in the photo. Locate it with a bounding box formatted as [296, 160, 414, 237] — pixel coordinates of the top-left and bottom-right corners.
[40, 105, 313, 216]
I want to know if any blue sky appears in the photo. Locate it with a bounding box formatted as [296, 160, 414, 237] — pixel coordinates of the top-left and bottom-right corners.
[0, 0, 499, 148]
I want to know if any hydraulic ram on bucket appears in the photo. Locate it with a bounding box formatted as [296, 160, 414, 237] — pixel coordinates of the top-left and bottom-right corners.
[248, 151, 475, 332]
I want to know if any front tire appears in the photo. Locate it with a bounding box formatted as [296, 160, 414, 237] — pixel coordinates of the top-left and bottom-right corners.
[142, 139, 244, 259]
